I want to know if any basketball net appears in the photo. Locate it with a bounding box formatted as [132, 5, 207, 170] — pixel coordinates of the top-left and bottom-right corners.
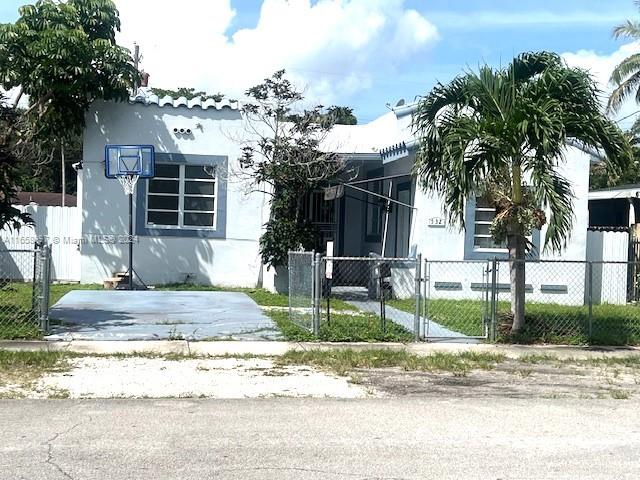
[118, 174, 140, 195]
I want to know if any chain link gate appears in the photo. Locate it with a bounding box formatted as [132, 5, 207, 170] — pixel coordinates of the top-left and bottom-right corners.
[318, 255, 422, 340]
[288, 252, 422, 339]
[0, 243, 52, 339]
[422, 259, 493, 341]
[288, 251, 316, 331]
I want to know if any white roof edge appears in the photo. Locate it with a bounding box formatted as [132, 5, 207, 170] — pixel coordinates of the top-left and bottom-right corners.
[392, 102, 419, 119]
[589, 186, 640, 200]
[129, 89, 241, 111]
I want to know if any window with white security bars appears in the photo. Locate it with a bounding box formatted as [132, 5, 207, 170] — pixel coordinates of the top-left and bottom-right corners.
[146, 164, 217, 230]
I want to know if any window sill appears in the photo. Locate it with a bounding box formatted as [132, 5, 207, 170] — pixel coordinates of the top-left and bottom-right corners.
[138, 224, 225, 239]
[146, 224, 217, 232]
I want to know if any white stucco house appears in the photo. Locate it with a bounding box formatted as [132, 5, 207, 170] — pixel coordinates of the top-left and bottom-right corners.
[78, 90, 594, 296]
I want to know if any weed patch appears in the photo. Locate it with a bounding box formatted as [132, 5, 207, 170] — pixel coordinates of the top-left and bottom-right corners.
[277, 349, 505, 376]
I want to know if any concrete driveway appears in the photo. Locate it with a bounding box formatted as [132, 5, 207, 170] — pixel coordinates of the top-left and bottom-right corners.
[46, 290, 279, 341]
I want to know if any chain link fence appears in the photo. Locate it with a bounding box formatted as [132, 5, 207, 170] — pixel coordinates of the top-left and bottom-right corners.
[0, 244, 52, 339]
[590, 261, 640, 345]
[289, 253, 640, 345]
[426, 258, 640, 345]
[493, 260, 589, 343]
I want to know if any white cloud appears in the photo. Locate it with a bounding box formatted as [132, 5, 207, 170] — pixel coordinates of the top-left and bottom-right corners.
[114, 0, 438, 107]
[562, 42, 640, 129]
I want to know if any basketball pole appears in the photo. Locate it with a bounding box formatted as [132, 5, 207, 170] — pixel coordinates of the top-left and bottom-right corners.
[128, 183, 134, 291]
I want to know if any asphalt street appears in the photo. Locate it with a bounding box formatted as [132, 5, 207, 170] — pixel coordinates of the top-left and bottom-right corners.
[1, 397, 639, 479]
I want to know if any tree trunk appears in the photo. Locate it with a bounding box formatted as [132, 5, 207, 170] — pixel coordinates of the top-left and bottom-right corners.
[508, 233, 526, 333]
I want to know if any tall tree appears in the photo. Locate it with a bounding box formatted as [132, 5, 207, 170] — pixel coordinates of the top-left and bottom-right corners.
[608, 1, 640, 112]
[0, 0, 138, 227]
[0, 100, 31, 229]
[239, 70, 348, 267]
[413, 51, 631, 333]
[325, 106, 358, 125]
[0, 0, 138, 140]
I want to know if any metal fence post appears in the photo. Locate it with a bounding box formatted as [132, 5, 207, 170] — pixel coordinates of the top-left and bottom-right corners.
[309, 251, 316, 333]
[38, 244, 52, 333]
[414, 254, 422, 342]
[31, 241, 40, 312]
[288, 252, 293, 324]
[313, 252, 321, 336]
[490, 257, 498, 342]
[587, 261, 593, 341]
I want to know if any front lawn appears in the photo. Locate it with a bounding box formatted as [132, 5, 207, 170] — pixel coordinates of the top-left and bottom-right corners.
[390, 296, 640, 346]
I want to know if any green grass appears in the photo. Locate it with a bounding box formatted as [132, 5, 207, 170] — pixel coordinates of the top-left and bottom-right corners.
[277, 349, 506, 376]
[266, 310, 316, 341]
[156, 284, 394, 342]
[0, 350, 76, 396]
[390, 296, 640, 346]
[503, 302, 640, 346]
[318, 312, 413, 342]
[390, 298, 486, 337]
[267, 309, 413, 343]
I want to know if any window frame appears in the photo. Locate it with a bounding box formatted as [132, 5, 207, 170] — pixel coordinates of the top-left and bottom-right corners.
[145, 163, 218, 231]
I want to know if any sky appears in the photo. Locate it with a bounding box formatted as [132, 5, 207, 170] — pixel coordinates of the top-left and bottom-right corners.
[1, 0, 639, 126]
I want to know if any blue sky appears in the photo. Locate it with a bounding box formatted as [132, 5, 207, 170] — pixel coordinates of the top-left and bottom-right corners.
[2, 0, 638, 124]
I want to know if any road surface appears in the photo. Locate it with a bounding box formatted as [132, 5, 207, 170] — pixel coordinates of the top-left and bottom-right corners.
[1, 397, 639, 479]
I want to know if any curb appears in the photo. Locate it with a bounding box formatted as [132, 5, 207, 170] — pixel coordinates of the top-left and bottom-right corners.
[1, 340, 639, 359]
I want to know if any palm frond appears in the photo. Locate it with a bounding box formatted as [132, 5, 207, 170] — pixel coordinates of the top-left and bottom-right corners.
[529, 165, 575, 252]
[608, 70, 640, 113]
[612, 20, 640, 40]
[609, 53, 640, 86]
[508, 51, 562, 84]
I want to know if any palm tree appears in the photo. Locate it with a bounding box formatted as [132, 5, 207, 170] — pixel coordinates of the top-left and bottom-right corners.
[412, 52, 631, 333]
[609, 1, 640, 112]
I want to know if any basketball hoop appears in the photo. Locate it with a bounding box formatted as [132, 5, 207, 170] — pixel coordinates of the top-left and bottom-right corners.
[118, 174, 140, 195]
[104, 145, 156, 291]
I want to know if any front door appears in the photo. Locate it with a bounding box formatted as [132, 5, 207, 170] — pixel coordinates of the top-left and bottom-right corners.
[395, 183, 412, 257]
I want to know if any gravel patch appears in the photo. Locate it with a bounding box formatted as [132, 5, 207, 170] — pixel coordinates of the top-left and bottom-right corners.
[35, 357, 369, 399]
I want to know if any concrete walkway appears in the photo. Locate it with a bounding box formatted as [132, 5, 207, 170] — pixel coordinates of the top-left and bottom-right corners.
[2, 339, 639, 360]
[46, 290, 279, 341]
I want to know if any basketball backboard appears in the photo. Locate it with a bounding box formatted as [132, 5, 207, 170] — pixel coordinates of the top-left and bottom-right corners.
[105, 145, 155, 178]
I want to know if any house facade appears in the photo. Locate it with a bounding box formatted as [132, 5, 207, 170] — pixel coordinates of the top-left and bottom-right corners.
[79, 93, 269, 287]
[78, 92, 593, 294]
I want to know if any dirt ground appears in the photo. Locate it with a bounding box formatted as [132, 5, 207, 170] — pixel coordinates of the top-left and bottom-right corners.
[31, 357, 369, 399]
[354, 360, 640, 399]
[3, 352, 640, 400]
